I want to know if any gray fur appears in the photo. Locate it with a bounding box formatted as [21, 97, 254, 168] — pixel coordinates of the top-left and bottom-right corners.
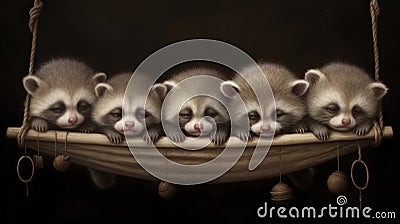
[161, 67, 231, 145]
[305, 62, 388, 140]
[23, 58, 103, 132]
[225, 62, 308, 139]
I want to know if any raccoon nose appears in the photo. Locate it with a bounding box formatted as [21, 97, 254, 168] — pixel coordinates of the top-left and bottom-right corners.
[68, 116, 78, 124]
[125, 121, 135, 129]
[261, 125, 271, 133]
[341, 118, 351, 126]
[194, 123, 203, 131]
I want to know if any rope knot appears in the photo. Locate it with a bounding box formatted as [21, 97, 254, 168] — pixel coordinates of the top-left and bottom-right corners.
[29, 0, 44, 33]
[370, 0, 380, 18]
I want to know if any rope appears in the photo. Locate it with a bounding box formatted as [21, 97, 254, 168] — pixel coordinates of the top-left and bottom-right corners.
[370, 0, 383, 144]
[351, 145, 370, 209]
[17, 0, 44, 148]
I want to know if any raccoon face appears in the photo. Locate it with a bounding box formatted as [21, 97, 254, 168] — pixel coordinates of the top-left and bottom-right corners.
[120, 85, 165, 137]
[41, 97, 91, 129]
[313, 91, 380, 132]
[305, 68, 388, 132]
[221, 78, 308, 136]
[26, 81, 95, 129]
[117, 104, 147, 136]
[179, 96, 228, 137]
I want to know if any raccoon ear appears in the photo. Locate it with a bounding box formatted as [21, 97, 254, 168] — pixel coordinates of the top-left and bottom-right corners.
[151, 83, 168, 99]
[93, 72, 107, 84]
[220, 81, 240, 98]
[368, 82, 388, 100]
[162, 81, 177, 92]
[23, 76, 42, 95]
[290, 80, 309, 96]
[95, 83, 113, 97]
[305, 69, 326, 85]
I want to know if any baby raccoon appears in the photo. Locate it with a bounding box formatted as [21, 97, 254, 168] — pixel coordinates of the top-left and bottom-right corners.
[160, 67, 232, 145]
[221, 62, 309, 140]
[304, 62, 388, 140]
[23, 58, 106, 132]
[92, 72, 166, 144]
[92, 72, 129, 144]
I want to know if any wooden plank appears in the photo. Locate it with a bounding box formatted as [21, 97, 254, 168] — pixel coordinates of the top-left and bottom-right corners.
[6, 126, 393, 147]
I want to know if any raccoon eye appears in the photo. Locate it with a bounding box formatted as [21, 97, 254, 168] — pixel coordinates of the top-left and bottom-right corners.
[136, 108, 146, 120]
[204, 108, 218, 118]
[179, 109, 192, 120]
[276, 109, 286, 119]
[77, 100, 90, 113]
[50, 102, 65, 114]
[352, 106, 364, 117]
[248, 111, 260, 121]
[110, 108, 122, 119]
[111, 112, 121, 118]
[325, 104, 339, 114]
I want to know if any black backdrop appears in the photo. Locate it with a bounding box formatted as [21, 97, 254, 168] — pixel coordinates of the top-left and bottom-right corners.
[1, 0, 399, 222]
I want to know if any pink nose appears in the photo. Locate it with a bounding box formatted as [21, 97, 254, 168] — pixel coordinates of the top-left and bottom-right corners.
[68, 115, 77, 124]
[194, 123, 203, 131]
[125, 121, 135, 129]
[341, 118, 351, 126]
[261, 125, 271, 133]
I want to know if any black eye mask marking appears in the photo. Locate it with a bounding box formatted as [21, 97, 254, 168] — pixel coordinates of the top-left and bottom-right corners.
[204, 108, 218, 118]
[325, 103, 339, 115]
[49, 101, 66, 114]
[77, 100, 91, 115]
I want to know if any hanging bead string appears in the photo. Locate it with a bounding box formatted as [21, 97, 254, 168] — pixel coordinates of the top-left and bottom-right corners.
[36, 132, 40, 156]
[370, 0, 383, 145]
[54, 131, 58, 157]
[16, 144, 35, 197]
[279, 147, 282, 183]
[64, 131, 69, 155]
[336, 142, 340, 171]
[17, 0, 44, 148]
[351, 145, 370, 210]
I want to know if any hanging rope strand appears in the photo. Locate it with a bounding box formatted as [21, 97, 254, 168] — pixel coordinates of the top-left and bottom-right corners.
[370, 0, 383, 144]
[17, 0, 44, 148]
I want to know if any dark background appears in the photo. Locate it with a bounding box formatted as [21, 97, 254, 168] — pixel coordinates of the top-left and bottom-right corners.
[1, 0, 399, 223]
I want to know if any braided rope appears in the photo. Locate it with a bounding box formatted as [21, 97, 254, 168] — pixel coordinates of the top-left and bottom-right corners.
[17, 0, 44, 148]
[370, 0, 384, 145]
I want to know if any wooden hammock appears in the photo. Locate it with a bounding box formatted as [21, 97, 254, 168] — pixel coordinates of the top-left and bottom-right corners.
[6, 127, 393, 183]
[7, 0, 393, 199]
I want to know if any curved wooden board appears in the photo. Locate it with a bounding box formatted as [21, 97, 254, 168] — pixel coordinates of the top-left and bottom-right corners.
[6, 126, 393, 184]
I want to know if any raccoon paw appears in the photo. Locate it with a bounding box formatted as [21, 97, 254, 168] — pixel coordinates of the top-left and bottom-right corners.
[295, 124, 308, 134]
[168, 131, 186, 143]
[79, 125, 95, 133]
[105, 130, 124, 144]
[312, 126, 330, 141]
[232, 129, 251, 141]
[211, 131, 228, 145]
[80, 127, 94, 133]
[31, 118, 48, 132]
[354, 124, 372, 136]
[143, 130, 160, 144]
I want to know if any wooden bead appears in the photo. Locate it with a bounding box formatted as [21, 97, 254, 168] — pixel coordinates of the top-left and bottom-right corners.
[158, 181, 176, 200]
[53, 154, 71, 172]
[270, 182, 293, 201]
[33, 155, 44, 169]
[327, 171, 348, 195]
